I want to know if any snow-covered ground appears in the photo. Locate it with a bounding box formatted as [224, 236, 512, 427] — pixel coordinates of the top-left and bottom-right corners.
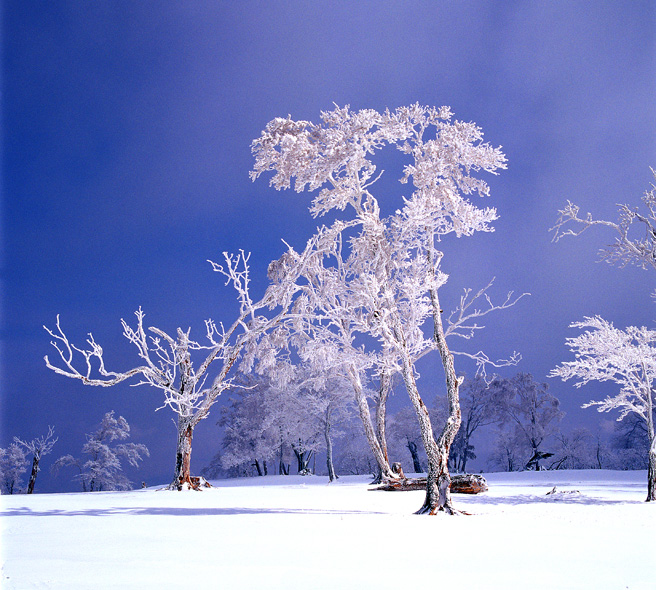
[1, 470, 654, 589]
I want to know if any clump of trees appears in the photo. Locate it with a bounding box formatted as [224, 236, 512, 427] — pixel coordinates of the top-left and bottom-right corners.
[212, 370, 356, 482]
[250, 104, 525, 514]
[45, 103, 525, 511]
[52, 411, 149, 492]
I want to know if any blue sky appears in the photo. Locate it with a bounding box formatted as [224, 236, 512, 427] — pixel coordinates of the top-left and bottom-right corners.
[3, 1, 655, 491]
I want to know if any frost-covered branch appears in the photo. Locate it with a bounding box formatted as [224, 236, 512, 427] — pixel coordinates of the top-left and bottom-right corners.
[444, 279, 529, 340]
[551, 169, 656, 273]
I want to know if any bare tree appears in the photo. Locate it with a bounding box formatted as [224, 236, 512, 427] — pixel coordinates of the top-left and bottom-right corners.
[44, 248, 313, 490]
[550, 428, 596, 470]
[14, 426, 57, 494]
[551, 316, 656, 501]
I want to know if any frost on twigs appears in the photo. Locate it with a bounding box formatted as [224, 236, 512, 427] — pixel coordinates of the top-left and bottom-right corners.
[551, 168, 656, 272]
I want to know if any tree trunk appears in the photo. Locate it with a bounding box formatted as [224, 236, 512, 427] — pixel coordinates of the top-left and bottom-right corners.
[347, 364, 396, 482]
[172, 417, 195, 490]
[293, 443, 314, 474]
[407, 440, 423, 473]
[398, 344, 455, 514]
[377, 371, 392, 458]
[647, 436, 655, 502]
[420, 282, 462, 515]
[278, 437, 288, 475]
[253, 459, 263, 476]
[459, 433, 472, 474]
[325, 409, 338, 482]
[647, 390, 655, 502]
[374, 473, 488, 494]
[26, 454, 40, 494]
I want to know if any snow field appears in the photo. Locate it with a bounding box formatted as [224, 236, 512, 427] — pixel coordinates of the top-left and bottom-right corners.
[1, 470, 654, 589]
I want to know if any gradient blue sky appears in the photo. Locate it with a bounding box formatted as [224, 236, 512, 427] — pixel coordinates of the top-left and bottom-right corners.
[3, 1, 655, 491]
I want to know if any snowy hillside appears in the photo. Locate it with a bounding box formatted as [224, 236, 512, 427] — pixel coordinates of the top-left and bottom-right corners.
[1, 470, 654, 589]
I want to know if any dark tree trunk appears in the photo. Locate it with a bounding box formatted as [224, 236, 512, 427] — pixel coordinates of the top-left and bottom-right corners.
[407, 440, 423, 474]
[459, 434, 472, 474]
[293, 444, 314, 474]
[253, 459, 263, 476]
[647, 444, 655, 502]
[171, 417, 197, 490]
[26, 454, 40, 494]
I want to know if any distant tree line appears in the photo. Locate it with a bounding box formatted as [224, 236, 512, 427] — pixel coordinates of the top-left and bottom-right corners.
[201, 370, 652, 481]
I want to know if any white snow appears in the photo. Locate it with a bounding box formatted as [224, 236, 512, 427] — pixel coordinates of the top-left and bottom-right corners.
[1, 470, 654, 589]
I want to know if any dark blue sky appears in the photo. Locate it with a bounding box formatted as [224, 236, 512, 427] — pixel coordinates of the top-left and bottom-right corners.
[3, 1, 655, 491]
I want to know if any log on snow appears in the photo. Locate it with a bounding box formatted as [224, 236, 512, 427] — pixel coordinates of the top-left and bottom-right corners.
[373, 473, 488, 494]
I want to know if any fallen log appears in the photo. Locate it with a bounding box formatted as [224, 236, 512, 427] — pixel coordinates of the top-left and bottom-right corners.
[373, 473, 488, 494]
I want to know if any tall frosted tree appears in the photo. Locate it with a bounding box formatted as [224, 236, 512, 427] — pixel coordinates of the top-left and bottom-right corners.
[251, 104, 522, 514]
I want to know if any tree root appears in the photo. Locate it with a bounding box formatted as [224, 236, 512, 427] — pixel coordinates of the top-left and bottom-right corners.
[164, 475, 212, 491]
[415, 504, 471, 516]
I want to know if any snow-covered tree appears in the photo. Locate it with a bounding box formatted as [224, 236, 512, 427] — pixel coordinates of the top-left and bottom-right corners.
[265, 224, 399, 481]
[549, 428, 597, 470]
[552, 168, 656, 279]
[251, 104, 523, 514]
[551, 316, 656, 501]
[488, 429, 522, 472]
[44, 246, 316, 490]
[218, 376, 281, 477]
[490, 373, 563, 470]
[14, 426, 57, 494]
[449, 374, 502, 473]
[609, 413, 651, 470]
[334, 417, 378, 476]
[291, 370, 355, 481]
[52, 411, 148, 492]
[0, 443, 28, 494]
